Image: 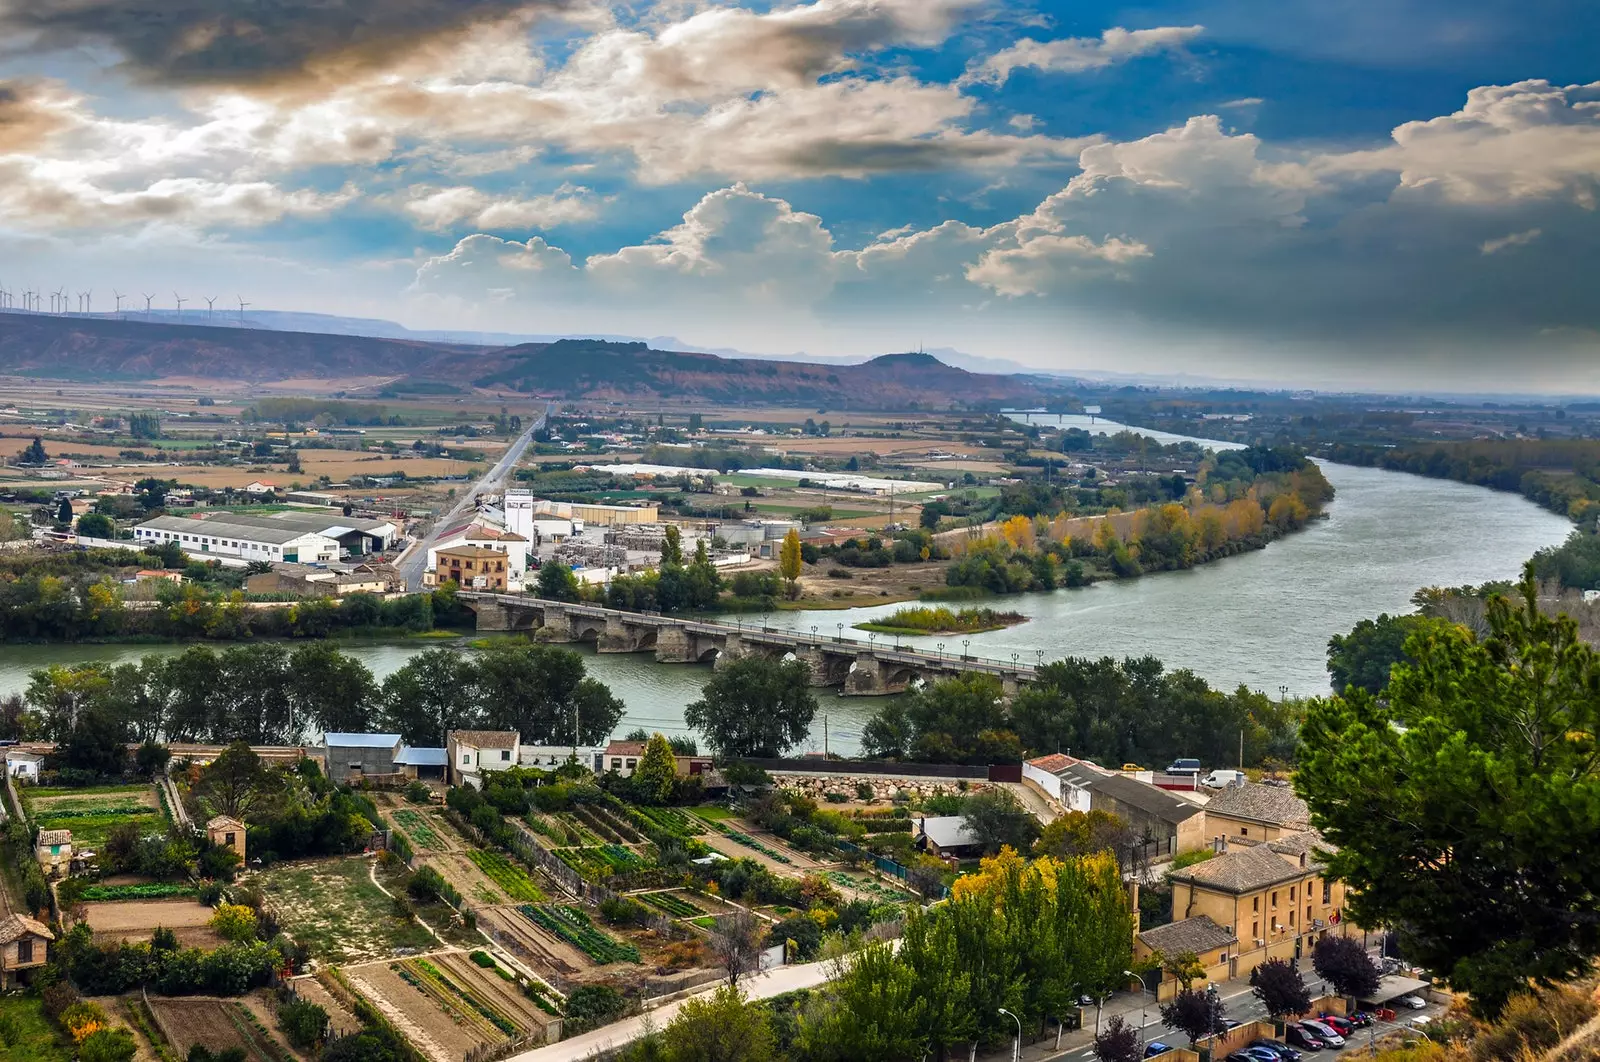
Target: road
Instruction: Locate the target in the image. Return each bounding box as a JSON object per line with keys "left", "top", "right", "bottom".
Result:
{"left": 397, "top": 401, "right": 554, "bottom": 591}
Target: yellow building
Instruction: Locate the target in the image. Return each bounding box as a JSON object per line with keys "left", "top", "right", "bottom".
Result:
{"left": 1139, "top": 833, "right": 1356, "bottom": 998}
{"left": 1202, "top": 782, "right": 1311, "bottom": 842}
{"left": 207, "top": 815, "right": 247, "bottom": 863}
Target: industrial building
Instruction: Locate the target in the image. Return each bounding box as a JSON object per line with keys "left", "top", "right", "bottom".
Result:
{"left": 134, "top": 510, "right": 398, "bottom": 565}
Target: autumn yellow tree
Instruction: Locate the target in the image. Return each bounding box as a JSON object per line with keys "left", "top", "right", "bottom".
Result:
{"left": 778, "top": 528, "right": 802, "bottom": 599}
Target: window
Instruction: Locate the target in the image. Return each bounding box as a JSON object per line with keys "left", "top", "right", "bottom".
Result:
{"left": 1306, "top": 904, "right": 1312, "bottom": 922}
{"left": 1252, "top": 921, "right": 1258, "bottom": 938}
{"left": 500, "top": 750, "right": 510, "bottom": 761}
{"left": 1240, "top": 827, "right": 1248, "bottom": 836}
{"left": 1322, "top": 879, "right": 1331, "bottom": 904}
{"left": 1290, "top": 886, "right": 1297, "bottom": 902}
{"left": 625, "top": 759, "right": 637, "bottom": 769}
{"left": 1271, "top": 891, "right": 1278, "bottom": 906}
{"left": 461, "top": 753, "right": 471, "bottom": 765}
{"left": 225, "top": 832, "right": 236, "bottom": 846}
{"left": 1289, "top": 911, "right": 1296, "bottom": 926}
{"left": 611, "top": 758, "right": 622, "bottom": 769}
{"left": 1252, "top": 897, "right": 1259, "bottom": 912}
{"left": 18, "top": 939, "right": 31, "bottom": 962}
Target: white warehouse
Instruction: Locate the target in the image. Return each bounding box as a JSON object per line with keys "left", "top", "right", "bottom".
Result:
{"left": 134, "top": 515, "right": 339, "bottom": 564}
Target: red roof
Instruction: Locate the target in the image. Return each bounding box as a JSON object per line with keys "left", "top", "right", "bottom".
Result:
{"left": 1027, "top": 753, "right": 1080, "bottom": 774}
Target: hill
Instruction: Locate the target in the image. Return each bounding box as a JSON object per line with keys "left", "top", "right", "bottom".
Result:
{"left": 0, "top": 312, "right": 1059, "bottom": 408}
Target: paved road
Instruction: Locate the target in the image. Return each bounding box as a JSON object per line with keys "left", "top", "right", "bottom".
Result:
{"left": 397, "top": 401, "right": 554, "bottom": 591}
{"left": 507, "top": 959, "right": 840, "bottom": 1062}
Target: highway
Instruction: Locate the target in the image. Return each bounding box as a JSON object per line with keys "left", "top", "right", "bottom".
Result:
{"left": 397, "top": 400, "right": 554, "bottom": 591}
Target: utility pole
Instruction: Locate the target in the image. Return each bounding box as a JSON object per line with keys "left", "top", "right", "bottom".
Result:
{"left": 823, "top": 714, "right": 828, "bottom": 758}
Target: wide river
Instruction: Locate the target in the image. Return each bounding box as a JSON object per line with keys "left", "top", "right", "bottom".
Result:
{"left": 0, "top": 416, "right": 1573, "bottom": 754}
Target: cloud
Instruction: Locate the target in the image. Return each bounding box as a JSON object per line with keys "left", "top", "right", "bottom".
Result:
{"left": 0, "top": 0, "right": 566, "bottom": 89}
{"left": 1480, "top": 228, "right": 1543, "bottom": 254}
{"left": 1322, "top": 80, "right": 1600, "bottom": 206}
{"left": 402, "top": 183, "right": 603, "bottom": 231}
{"left": 0, "top": 78, "right": 75, "bottom": 151}
{"left": 0, "top": 164, "right": 351, "bottom": 228}
{"left": 966, "top": 25, "right": 1204, "bottom": 86}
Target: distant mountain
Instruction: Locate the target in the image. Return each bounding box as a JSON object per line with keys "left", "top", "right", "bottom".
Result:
{"left": 0, "top": 312, "right": 1064, "bottom": 409}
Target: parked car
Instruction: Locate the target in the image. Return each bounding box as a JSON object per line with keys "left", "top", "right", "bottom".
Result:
{"left": 1222, "top": 1019, "right": 1243, "bottom": 1030}
{"left": 1121, "top": 763, "right": 1143, "bottom": 772}
{"left": 1284, "top": 1026, "right": 1325, "bottom": 1050}
{"left": 1146, "top": 1043, "right": 1174, "bottom": 1058}
{"left": 1316, "top": 1015, "right": 1354, "bottom": 1037}
{"left": 1202, "top": 769, "right": 1246, "bottom": 787}
{"left": 1236, "top": 1045, "right": 1282, "bottom": 1062}
{"left": 1250, "top": 1040, "right": 1302, "bottom": 1062}
{"left": 1397, "top": 995, "right": 1428, "bottom": 1010}
{"left": 1301, "top": 1021, "right": 1346, "bottom": 1046}
{"left": 1167, "top": 757, "right": 1202, "bottom": 775}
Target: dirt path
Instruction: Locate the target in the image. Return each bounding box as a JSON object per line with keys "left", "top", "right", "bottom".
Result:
{"left": 344, "top": 965, "right": 463, "bottom": 1062}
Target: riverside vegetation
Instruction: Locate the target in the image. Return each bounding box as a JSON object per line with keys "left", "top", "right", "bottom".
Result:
{"left": 854, "top": 606, "right": 1025, "bottom": 636}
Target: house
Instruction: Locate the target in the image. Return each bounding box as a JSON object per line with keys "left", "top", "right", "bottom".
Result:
{"left": 1134, "top": 915, "right": 1240, "bottom": 1000}
{"left": 0, "top": 914, "right": 53, "bottom": 988}
{"left": 448, "top": 730, "right": 521, "bottom": 788}
{"left": 134, "top": 514, "right": 339, "bottom": 565}
{"left": 322, "top": 733, "right": 403, "bottom": 781}
{"left": 1085, "top": 772, "right": 1208, "bottom": 855}
{"left": 598, "top": 740, "right": 713, "bottom": 778}
{"left": 36, "top": 829, "right": 72, "bottom": 878}
{"left": 5, "top": 749, "right": 42, "bottom": 781}
{"left": 1022, "top": 753, "right": 1112, "bottom": 813}
{"left": 1202, "top": 782, "right": 1311, "bottom": 843}
{"left": 1163, "top": 833, "right": 1355, "bottom": 988}
{"left": 520, "top": 745, "right": 605, "bottom": 772}
{"left": 914, "top": 815, "right": 983, "bottom": 860}
{"left": 136, "top": 568, "right": 184, "bottom": 584}
{"left": 207, "top": 815, "right": 247, "bottom": 862}
{"left": 394, "top": 746, "right": 448, "bottom": 781}
{"left": 427, "top": 521, "right": 530, "bottom": 590}
{"left": 429, "top": 545, "right": 509, "bottom": 591}
{"left": 242, "top": 480, "right": 277, "bottom": 494}
{"left": 244, "top": 562, "right": 392, "bottom": 598}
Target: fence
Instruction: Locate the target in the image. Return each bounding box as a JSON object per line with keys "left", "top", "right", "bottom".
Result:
{"left": 835, "top": 839, "right": 948, "bottom": 900}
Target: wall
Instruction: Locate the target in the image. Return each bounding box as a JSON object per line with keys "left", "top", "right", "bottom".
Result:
{"left": 774, "top": 773, "right": 993, "bottom": 803}
{"left": 1205, "top": 812, "right": 1299, "bottom": 843}
{"left": 326, "top": 743, "right": 399, "bottom": 779}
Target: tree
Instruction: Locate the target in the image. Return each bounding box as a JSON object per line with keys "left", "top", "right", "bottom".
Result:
{"left": 878, "top": 672, "right": 1019, "bottom": 765}
{"left": 56, "top": 497, "right": 73, "bottom": 524}
{"left": 1093, "top": 1015, "right": 1143, "bottom": 1062}
{"left": 288, "top": 643, "right": 377, "bottom": 735}
{"left": 778, "top": 529, "right": 802, "bottom": 599}
{"left": 535, "top": 562, "right": 581, "bottom": 602}
{"left": 661, "top": 524, "right": 684, "bottom": 566}
{"left": 1297, "top": 570, "right": 1599, "bottom": 1018}
{"left": 135, "top": 740, "right": 171, "bottom": 778}
{"left": 634, "top": 733, "right": 678, "bottom": 804}
{"left": 19, "top": 435, "right": 47, "bottom": 465}
{"left": 658, "top": 985, "right": 775, "bottom": 1062}
{"left": 685, "top": 656, "right": 817, "bottom": 759}
{"left": 378, "top": 648, "right": 480, "bottom": 745}
{"left": 961, "top": 789, "right": 1041, "bottom": 855}
{"left": 76, "top": 512, "right": 115, "bottom": 539}
{"left": 1310, "top": 935, "right": 1380, "bottom": 1001}
{"left": 277, "top": 1000, "right": 330, "bottom": 1050}
{"left": 563, "top": 985, "right": 627, "bottom": 1035}
{"left": 711, "top": 909, "right": 765, "bottom": 988}
{"left": 860, "top": 700, "right": 911, "bottom": 759}
{"left": 1159, "top": 987, "right": 1226, "bottom": 1046}
{"left": 57, "top": 704, "right": 129, "bottom": 776}
{"left": 1326, "top": 613, "right": 1435, "bottom": 695}
{"left": 1251, "top": 957, "right": 1311, "bottom": 1019}
{"left": 196, "top": 742, "right": 273, "bottom": 819}
{"left": 795, "top": 938, "right": 926, "bottom": 1061}
{"left": 474, "top": 641, "right": 623, "bottom": 745}
{"left": 1035, "top": 810, "right": 1134, "bottom": 862}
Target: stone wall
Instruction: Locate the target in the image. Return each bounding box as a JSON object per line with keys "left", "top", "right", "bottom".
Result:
{"left": 772, "top": 772, "right": 994, "bottom": 803}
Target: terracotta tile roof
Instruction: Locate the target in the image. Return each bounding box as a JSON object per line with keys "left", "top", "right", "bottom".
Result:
{"left": 207, "top": 815, "right": 246, "bottom": 832}
{"left": 36, "top": 829, "right": 71, "bottom": 845}
{"left": 1139, "top": 915, "right": 1237, "bottom": 956}
{"left": 605, "top": 741, "right": 647, "bottom": 757}
{"left": 1169, "top": 845, "right": 1315, "bottom": 894}
{"left": 0, "top": 914, "right": 53, "bottom": 944}
{"left": 451, "top": 730, "right": 520, "bottom": 749}
{"left": 1028, "top": 753, "right": 1077, "bottom": 773}
{"left": 1267, "top": 829, "right": 1333, "bottom": 857}
{"left": 1203, "top": 782, "right": 1310, "bottom": 828}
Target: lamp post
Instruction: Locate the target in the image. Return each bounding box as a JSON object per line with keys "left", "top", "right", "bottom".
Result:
{"left": 810, "top": 624, "right": 817, "bottom": 645}
{"left": 962, "top": 638, "right": 970, "bottom": 660}
{"left": 867, "top": 632, "right": 877, "bottom": 651}
{"left": 836, "top": 622, "right": 843, "bottom": 643}
{"left": 999, "top": 1008, "right": 1021, "bottom": 1062}
{"left": 937, "top": 641, "right": 945, "bottom": 663}
{"left": 1126, "top": 969, "right": 1153, "bottom": 1031}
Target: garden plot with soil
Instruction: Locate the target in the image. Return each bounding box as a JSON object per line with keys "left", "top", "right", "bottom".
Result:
{"left": 24, "top": 783, "right": 168, "bottom": 849}
{"left": 85, "top": 897, "right": 222, "bottom": 949}
{"left": 344, "top": 951, "right": 556, "bottom": 1062}
{"left": 389, "top": 805, "right": 550, "bottom": 907}
{"left": 252, "top": 856, "right": 435, "bottom": 963}
{"left": 696, "top": 816, "right": 828, "bottom": 874}
{"left": 287, "top": 977, "right": 362, "bottom": 1039}
{"left": 144, "top": 997, "right": 285, "bottom": 1062}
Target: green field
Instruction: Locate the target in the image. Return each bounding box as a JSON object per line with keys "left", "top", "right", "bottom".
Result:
{"left": 25, "top": 784, "right": 167, "bottom": 848}
{"left": 0, "top": 996, "right": 72, "bottom": 1062}
{"left": 256, "top": 856, "right": 435, "bottom": 963}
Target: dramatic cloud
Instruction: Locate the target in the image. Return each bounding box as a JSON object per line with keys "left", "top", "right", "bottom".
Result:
{"left": 0, "top": 78, "right": 74, "bottom": 151}
{"left": 0, "top": 0, "right": 566, "bottom": 88}
{"left": 402, "top": 183, "right": 602, "bottom": 231}
{"left": 966, "top": 25, "right": 1204, "bottom": 86}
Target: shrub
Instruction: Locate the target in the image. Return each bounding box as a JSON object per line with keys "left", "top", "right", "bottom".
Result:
{"left": 599, "top": 896, "right": 649, "bottom": 927}
{"left": 823, "top": 791, "right": 848, "bottom": 803}
{"left": 277, "top": 999, "right": 330, "bottom": 1050}
{"left": 407, "top": 865, "right": 448, "bottom": 903}
{"left": 404, "top": 780, "right": 432, "bottom": 804}
{"left": 208, "top": 904, "right": 259, "bottom": 943}
{"left": 197, "top": 881, "right": 224, "bottom": 906}
{"left": 79, "top": 1028, "right": 137, "bottom": 1062}
{"left": 564, "top": 985, "right": 627, "bottom": 1034}
{"left": 854, "top": 782, "right": 874, "bottom": 801}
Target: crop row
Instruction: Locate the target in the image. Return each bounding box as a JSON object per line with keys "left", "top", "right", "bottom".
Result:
{"left": 29, "top": 802, "right": 151, "bottom": 820}
{"left": 397, "top": 958, "right": 518, "bottom": 1037}
{"left": 570, "top": 804, "right": 641, "bottom": 844}
{"left": 466, "top": 850, "right": 545, "bottom": 902}
{"left": 519, "top": 904, "right": 640, "bottom": 965}
{"left": 721, "top": 828, "right": 792, "bottom": 865}
{"left": 551, "top": 814, "right": 605, "bottom": 847}
{"left": 827, "top": 872, "right": 911, "bottom": 901}
{"left": 391, "top": 810, "right": 444, "bottom": 850}
{"left": 630, "top": 806, "right": 704, "bottom": 839}
{"left": 553, "top": 844, "right": 651, "bottom": 881}
{"left": 82, "top": 883, "right": 196, "bottom": 901}
{"left": 638, "top": 891, "right": 700, "bottom": 918}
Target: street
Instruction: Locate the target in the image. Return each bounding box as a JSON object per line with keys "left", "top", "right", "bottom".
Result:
{"left": 396, "top": 400, "right": 555, "bottom": 591}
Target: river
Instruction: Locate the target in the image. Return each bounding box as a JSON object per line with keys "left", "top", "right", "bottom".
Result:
{"left": 0, "top": 417, "right": 1573, "bottom": 754}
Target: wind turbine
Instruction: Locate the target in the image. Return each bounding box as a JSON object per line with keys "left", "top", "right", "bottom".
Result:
{"left": 54, "top": 287, "right": 66, "bottom": 314}
{"left": 173, "top": 292, "right": 186, "bottom": 319}
{"left": 236, "top": 296, "right": 250, "bottom": 324}
{"left": 204, "top": 295, "right": 217, "bottom": 323}
{"left": 113, "top": 290, "right": 125, "bottom": 318}
{"left": 143, "top": 293, "right": 155, "bottom": 318}
{"left": 80, "top": 290, "right": 91, "bottom": 314}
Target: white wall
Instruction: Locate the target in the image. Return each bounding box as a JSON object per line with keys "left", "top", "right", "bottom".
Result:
{"left": 133, "top": 526, "right": 338, "bottom": 564}
{"left": 1023, "top": 762, "right": 1063, "bottom": 801}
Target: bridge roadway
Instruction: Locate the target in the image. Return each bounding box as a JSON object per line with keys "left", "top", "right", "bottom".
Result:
{"left": 459, "top": 592, "right": 1036, "bottom": 696}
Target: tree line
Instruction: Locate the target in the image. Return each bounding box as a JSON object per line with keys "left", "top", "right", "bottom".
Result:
{"left": 1324, "top": 438, "right": 1600, "bottom": 522}
{"left": 16, "top": 640, "right": 625, "bottom": 756}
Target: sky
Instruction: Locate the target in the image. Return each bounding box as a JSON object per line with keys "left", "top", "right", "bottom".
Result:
{"left": 1, "top": 0, "right": 1599, "bottom": 392}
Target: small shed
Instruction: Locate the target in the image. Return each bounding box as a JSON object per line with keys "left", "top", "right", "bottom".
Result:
{"left": 0, "top": 914, "right": 53, "bottom": 988}
{"left": 322, "top": 732, "right": 403, "bottom": 780}
{"left": 914, "top": 815, "right": 983, "bottom": 859}
{"left": 394, "top": 746, "right": 448, "bottom": 780}
{"left": 35, "top": 829, "right": 72, "bottom": 878}
{"left": 5, "top": 750, "right": 42, "bottom": 781}
{"left": 207, "top": 815, "right": 247, "bottom": 862}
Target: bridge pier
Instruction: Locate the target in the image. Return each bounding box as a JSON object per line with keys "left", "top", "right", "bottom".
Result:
{"left": 472, "top": 600, "right": 516, "bottom": 632}
{"left": 793, "top": 647, "right": 843, "bottom": 687}
{"left": 654, "top": 626, "right": 696, "bottom": 663}
{"left": 534, "top": 605, "right": 574, "bottom": 643}
{"left": 597, "top": 616, "right": 651, "bottom": 653}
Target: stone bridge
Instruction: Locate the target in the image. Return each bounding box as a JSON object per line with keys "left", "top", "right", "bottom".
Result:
{"left": 459, "top": 592, "right": 1034, "bottom": 697}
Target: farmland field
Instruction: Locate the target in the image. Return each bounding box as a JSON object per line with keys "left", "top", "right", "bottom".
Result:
{"left": 25, "top": 784, "right": 166, "bottom": 847}
{"left": 254, "top": 856, "right": 435, "bottom": 963}
{"left": 553, "top": 844, "right": 652, "bottom": 880}
{"left": 391, "top": 809, "right": 445, "bottom": 850}
{"left": 346, "top": 952, "right": 556, "bottom": 1062}
{"left": 145, "top": 998, "right": 284, "bottom": 1062}
{"left": 638, "top": 891, "right": 700, "bottom": 918}
{"left": 630, "top": 806, "right": 704, "bottom": 838}
{"left": 465, "top": 850, "right": 544, "bottom": 902}
{"left": 85, "top": 897, "right": 221, "bottom": 948}
{"left": 519, "top": 904, "right": 639, "bottom": 964}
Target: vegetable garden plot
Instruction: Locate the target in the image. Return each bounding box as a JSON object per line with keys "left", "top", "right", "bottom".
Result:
{"left": 465, "top": 850, "right": 545, "bottom": 902}
{"left": 518, "top": 904, "right": 640, "bottom": 964}
{"left": 391, "top": 809, "right": 446, "bottom": 850}
{"left": 26, "top": 784, "right": 167, "bottom": 848}
{"left": 630, "top": 806, "right": 704, "bottom": 838}
{"left": 144, "top": 999, "right": 283, "bottom": 1062}
{"left": 553, "top": 844, "right": 653, "bottom": 880}
{"left": 638, "top": 891, "right": 700, "bottom": 918}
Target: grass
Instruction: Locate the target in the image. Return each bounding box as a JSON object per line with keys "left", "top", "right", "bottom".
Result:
{"left": 0, "top": 996, "right": 71, "bottom": 1062}
{"left": 854, "top": 605, "right": 1026, "bottom": 636}
{"left": 255, "top": 856, "right": 435, "bottom": 963}
{"left": 691, "top": 805, "right": 738, "bottom": 821}
{"left": 26, "top": 784, "right": 150, "bottom": 798}
{"left": 465, "top": 850, "right": 545, "bottom": 902}
{"left": 26, "top": 783, "right": 167, "bottom": 847}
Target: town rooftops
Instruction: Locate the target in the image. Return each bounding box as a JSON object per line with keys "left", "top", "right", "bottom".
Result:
{"left": 0, "top": 914, "right": 53, "bottom": 945}
{"left": 917, "top": 815, "right": 980, "bottom": 850}
{"left": 207, "top": 815, "right": 246, "bottom": 832}
{"left": 1138, "top": 914, "right": 1237, "bottom": 956}
{"left": 323, "top": 732, "right": 402, "bottom": 749}
{"left": 438, "top": 545, "right": 509, "bottom": 560}
{"left": 37, "top": 829, "right": 72, "bottom": 845}
{"left": 395, "top": 746, "right": 448, "bottom": 766}
{"left": 1028, "top": 753, "right": 1077, "bottom": 774}
{"left": 1089, "top": 772, "right": 1204, "bottom": 823}
{"left": 438, "top": 520, "right": 527, "bottom": 543}
{"left": 1267, "top": 829, "right": 1333, "bottom": 858}
{"left": 1169, "top": 844, "right": 1319, "bottom": 894}
{"left": 1203, "top": 781, "right": 1310, "bottom": 828}
{"left": 451, "top": 730, "right": 520, "bottom": 749}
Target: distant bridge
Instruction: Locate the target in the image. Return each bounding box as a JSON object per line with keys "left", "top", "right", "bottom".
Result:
{"left": 458, "top": 593, "right": 1037, "bottom": 697}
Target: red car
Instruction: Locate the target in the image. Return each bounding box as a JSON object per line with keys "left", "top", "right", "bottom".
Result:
{"left": 1317, "top": 1016, "right": 1355, "bottom": 1037}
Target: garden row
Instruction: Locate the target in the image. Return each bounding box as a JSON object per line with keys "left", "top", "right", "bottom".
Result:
{"left": 466, "top": 850, "right": 545, "bottom": 903}
{"left": 395, "top": 957, "right": 518, "bottom": 1038}
{"left": 638, "top": 891, "right": 700, "bottom": 918}
{"left": 553, "top": 844, "right": 652, "bottom": 879}
{"left": 706, "top": 820, "right": 793, "bottom": 865}
{"left": 391, "top": 809, "right": 444, "bottom": 850}
{"left": 518, "top": 904, "right": 640, "bottom": 965}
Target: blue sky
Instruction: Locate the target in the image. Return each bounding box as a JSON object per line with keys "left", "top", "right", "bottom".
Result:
{"left": 1, "top": 0, "right": 1598, "bottom": 390}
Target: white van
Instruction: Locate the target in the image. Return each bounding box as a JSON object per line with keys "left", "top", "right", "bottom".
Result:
{"left": 1201, "top": 769, "right": 1245, "bottom": 788}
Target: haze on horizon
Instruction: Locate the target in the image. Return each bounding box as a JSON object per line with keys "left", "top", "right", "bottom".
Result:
{"left": 0, "top": 0, "right": 1597, "bottom": 393}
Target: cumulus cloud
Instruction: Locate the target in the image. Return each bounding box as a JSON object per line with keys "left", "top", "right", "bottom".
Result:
{"left": 1323, "top": 80, "right": 1600, "bottom": 206}
{"left": 1480, "top": 228, "right": 1543, "bottom": 254}
{"left": 966, "top": 25, "right": 1204, "bottom": 86}
{"left": 402, "top": 183, "right": 603, "bottom": 231}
